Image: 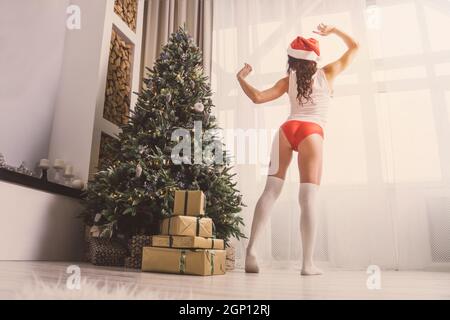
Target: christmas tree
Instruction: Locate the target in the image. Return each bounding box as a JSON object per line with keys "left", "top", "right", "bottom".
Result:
{"left": 83, "top": 27, "right": 245, "bottom": 243}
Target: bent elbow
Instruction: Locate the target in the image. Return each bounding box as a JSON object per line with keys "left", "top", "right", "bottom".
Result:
{"left": 352, "top": 41, "right": 360, "bottom": 50}
{"left": 251, "top": 94, "right": 263, "bottom": 104}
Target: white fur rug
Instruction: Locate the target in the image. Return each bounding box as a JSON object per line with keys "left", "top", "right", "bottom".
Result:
{"left": 16, "top": 274, "right": 192, "bottom": 300}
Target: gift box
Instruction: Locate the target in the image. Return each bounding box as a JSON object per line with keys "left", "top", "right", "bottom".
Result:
{"left": 88, "top": 238, "right": 127, "bottom": 267}
{"left": 160, "top": 216, "right": 213, "bottom": 238}
{"left": 141, "top": 247, "right": 226, "bottom": 276}
{"left": 128, "top": 235, "right": 152, "bottom": 258}
{"left": 124, "top": 256, "right": 141, "bottom": 269}
{"left": 124, "top": 235, "right": 152, "bottom": 269}
{"left": 152, "top": 235, "right": 224, "bottom": 250}
{"left": 173, "top": 190, "right": 205, "bottom": 216}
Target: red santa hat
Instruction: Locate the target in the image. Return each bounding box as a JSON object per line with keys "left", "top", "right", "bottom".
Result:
{"left": 287, "top": 36, "right": 320, "bottom": 61}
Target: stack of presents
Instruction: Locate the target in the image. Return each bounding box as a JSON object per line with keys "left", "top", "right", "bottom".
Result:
{"left": 141, "top": 190, "right": 227, "bottom": 276}
{"left": 87, "top": 190, "right": 231, "bottom": 276}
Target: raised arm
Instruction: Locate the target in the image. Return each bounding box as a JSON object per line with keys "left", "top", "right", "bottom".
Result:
{"left": 314, "top": 23, "right": 359, "bottom": 83}
{"left": 237, "top": 63, "right": 288, "bottom": 104}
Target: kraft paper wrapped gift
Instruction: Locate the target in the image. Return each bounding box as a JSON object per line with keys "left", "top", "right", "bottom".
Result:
{"left": 160, "top": 216, "right": 213, "bottom": 238}
{"left": 141, "top": 247, "right": 226, "bottom": 276}
{"left": 173, "top": 190, "right": 205, "bottom": 216}
{"left": 152, "top": 235, "right": 225, "bottom": 250}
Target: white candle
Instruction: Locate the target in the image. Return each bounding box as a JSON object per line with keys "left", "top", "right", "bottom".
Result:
{"left": 39, "top": 159, "right": 50, "bottom": 168}
{"left": 71, "top": 179, "right": 85, "bottom": 190}
{"left": 54, "top": 159, "right": 65, "bottom": 169}
{"left": 64, "top": 165, "right": 74, "bottom": 176}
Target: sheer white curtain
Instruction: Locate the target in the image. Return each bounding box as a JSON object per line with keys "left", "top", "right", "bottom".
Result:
{"left": 211, "top": 0, "right": 450, "bottom": 270}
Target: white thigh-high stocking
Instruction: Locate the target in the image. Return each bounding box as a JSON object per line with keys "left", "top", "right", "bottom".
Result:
{"left": 245, "top": 176, "right": 284, "bottom": 273}
{"left": 299, "top": 183, "right": 323, "bottom": 275}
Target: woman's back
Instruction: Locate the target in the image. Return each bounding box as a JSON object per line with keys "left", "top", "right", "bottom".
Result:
{"left": 287, "top": 68, "right": 332, "bottom": 128}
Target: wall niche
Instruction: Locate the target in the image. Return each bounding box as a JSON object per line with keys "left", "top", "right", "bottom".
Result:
{"left": 98, "top": 132, "right": 117, "bottom": 170}
{"left": 86, "top": 1, "right": 144, "bottom": 180}
{"left": 114, "top": 0, "right": 138, "bottom": 32}
{"left": 103, "top": 28, "right": 133, "bottom": 126}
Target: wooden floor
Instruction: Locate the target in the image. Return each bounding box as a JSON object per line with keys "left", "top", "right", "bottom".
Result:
{"left": 0, "top": 261, "right": 449, "bottom": 299}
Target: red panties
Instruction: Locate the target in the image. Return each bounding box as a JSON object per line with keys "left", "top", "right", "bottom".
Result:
{"left": 281, "top": 120, "right": 324, "bottom": 151}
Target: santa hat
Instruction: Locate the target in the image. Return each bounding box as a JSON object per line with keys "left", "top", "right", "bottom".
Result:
{"left": 287, "top": 36, "right": 320, "bottom": 61}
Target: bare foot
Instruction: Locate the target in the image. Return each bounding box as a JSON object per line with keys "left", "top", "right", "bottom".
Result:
{"left": 245, "top": 252, "right": 260, "bottom": 273}
{"left": 301, "top": 265, "right": 323, "bottom": 276}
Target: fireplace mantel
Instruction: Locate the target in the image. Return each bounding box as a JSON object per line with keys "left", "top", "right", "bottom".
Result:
{"left": 0, "top": 168, "right": 83, "bottom": 199}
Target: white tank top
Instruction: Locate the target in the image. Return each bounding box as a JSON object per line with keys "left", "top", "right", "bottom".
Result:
{"left": 287, "top": 68, "right": 332, "bottom": 129}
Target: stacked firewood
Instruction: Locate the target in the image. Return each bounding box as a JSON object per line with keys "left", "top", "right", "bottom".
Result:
{"left": 225, "top": 245, "right": 236, "bottom": 270}
{"left": 103, "top": 29, "right": 132, "bottom": 126}
{"left": 114, "top": 0, "right": 138, "bottom": 32}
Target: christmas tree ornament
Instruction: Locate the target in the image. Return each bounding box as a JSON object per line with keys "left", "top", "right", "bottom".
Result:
{"left": 138, "top": 145, "right": 147, "bottom": 154}
{"left": 176, "top": 73, "right": 183, "bottom": 83}
{"left": 193, "top": 102, "right": 205, "bottom": 113}
{"left": 136, "top": 164, "right": 143, "bottom": 177}
{"left": 94, "top": 213, "right": 102, "bottom": 223}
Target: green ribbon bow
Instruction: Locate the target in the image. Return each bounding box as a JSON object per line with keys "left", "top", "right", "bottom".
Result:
{"left": 179, "top": 250, "right": 186, "bottom": 274}
{"left": 183, "top": 191, "right": 189, "bottom": 215}
{"left": 209, "top": 250, "right": 215, "bottom": 275}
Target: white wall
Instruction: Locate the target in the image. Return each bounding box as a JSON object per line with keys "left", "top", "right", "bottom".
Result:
{"left": 49, "top": 0, "right": 109, "bottom": 182}
{"left": 0, "top": 1, "right": 110, "bottom": 261}
{"left": 0, "top": 181, "right": 84, "bottom": 261}
{"left": 0, "top": 0, "right": 69, "bottom": 168}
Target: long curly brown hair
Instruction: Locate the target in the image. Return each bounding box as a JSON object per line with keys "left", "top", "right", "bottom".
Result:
{"left": 287, "top": 55, "right": 318, "bottom": 105}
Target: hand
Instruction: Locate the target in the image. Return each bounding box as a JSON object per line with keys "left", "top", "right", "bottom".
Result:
{"left": 237, "top": 63, "right": 253, "bottom": 80}
{"left": 313, "top": 23, "right": 335, "bottom": 36}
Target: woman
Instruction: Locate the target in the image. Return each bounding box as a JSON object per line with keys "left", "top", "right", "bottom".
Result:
{"left": 237, "top": 23, "right": 359, "bottom": 275}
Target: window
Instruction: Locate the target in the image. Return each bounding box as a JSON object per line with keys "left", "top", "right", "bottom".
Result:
{"left": 334, "top": 74, "right": 359, "bottom": 86}
{"left": 435, "top": 63, "right": 450, "bottom": 77}
{"left": 446, "top": 92, "right": 450, "bottom": 124}
{"left": 212, "top": 27, "right": 238, "bottom": 73}
{"left": 212, "top": 0, "right": 450, "bottom": 186}
{"left": 322, "top": 95, "right": 368, "bottom": 185}
{"left": 368, "top": 3, "right": 423, "bottom": 59}
{"left": 251, "top": 22, "right": 285, "bottom": 74}
{"left": 373, "top": 66, "right": 427, "bottom": 82}
{"left": 424, "top": 4, "right": 450, "bottom": 53}
{"left": 376, "top": 90, "right": 442, "bottom": 183}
